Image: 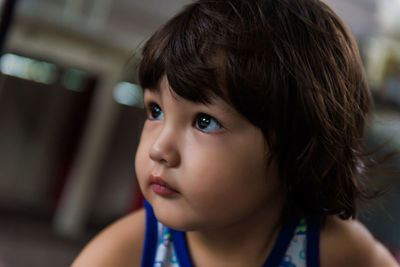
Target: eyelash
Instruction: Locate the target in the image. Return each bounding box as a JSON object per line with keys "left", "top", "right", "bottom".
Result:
{"left": 145, "top": 102, "right": 223, "bottom": 133}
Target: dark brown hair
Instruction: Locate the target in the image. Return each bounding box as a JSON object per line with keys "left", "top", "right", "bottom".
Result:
{"left": 139, "top": 0, "right": 374, "bottom": 220}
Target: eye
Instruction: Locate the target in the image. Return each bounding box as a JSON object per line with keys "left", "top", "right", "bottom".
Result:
{"left": 194, "top": 113, "right": 222, "bottom": 132}
{"left": 148, "top": 103, "right": 164, "bottom": 120}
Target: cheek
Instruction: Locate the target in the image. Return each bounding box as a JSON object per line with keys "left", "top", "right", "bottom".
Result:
{"left": 183, "top": 155, "right": 274, "bottom": 225}
{"left": 184, "top": 146, "right": 271, "bottom": 204}
{"left": 134, "top": 135, "right": 150, "bottom": 186}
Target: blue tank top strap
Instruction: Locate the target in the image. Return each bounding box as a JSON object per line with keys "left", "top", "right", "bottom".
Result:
{"left": 262, "top": 219, "right": 298, "bottom": 267}
{"left": 306, "top": 217, "right": 321, "bottom": 267}
{"left": 141, "top": 200, "right": 158, "bottom": 267}
{"left": 142, "top": 200, "right": 321, "bottom": 267}
{"left": 170, "top": 228, "right": 193, "bottom": 267}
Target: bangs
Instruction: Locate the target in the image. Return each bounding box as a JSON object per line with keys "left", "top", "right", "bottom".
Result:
{"left": 138, "top": 2, "right": 228, "bottom": 104}
{"left": 137, "top": 0, "right": 376, "bottom": 220}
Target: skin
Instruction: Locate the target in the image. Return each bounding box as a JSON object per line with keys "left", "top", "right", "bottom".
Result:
{"left": 135, "top": 76, "right": 285, "bottom": 266}
{"left": 72, "top": 76, "right": 398, "bottom": 267}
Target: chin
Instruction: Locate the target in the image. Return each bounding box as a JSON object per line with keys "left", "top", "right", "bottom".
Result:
{"left": 156, "top": 214, "right": 195, "bottom": 231}
{"left": 153, "top": 209, "right": 202, "bottom": 231}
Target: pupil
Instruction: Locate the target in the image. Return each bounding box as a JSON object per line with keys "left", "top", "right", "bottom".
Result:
{"left": 199, "top": 116, "right": 210, "bottom": 128}
{"left": 152, "top": 106, "right": 160, "bottom": 117}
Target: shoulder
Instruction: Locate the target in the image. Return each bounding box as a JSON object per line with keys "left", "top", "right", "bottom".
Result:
{"left": 319, "top": 216, "right": 398, "bottom": 267}
{"left": 72, "top": 208, "right": 146, "bottom": 267}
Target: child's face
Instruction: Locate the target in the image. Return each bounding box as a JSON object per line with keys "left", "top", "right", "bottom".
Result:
{"left": 135, "top": 76, "right": 283, "bottom": 231}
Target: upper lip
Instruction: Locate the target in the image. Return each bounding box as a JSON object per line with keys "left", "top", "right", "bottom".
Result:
{"left": 149, "top": 174, "right": 179, "bottom": 192}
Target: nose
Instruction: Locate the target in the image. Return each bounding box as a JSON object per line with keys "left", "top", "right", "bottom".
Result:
{"left": 149, "top": 125, "right": 180, "bottom": 167}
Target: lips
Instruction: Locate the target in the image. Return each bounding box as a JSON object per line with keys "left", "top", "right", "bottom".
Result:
{"left": 149, "top": 174, "right": 179, "bottom": 196}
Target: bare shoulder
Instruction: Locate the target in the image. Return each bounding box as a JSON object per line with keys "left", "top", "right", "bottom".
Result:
{"left": 72, "top": 208, "right": 146, "bottom": 267}
{"left": 320, "top": 215, "right": 398, "bottom": 267}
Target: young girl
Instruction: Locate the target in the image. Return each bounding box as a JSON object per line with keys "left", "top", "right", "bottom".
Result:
{"left": 73, "top": 0, "right": 398, "bottom": 266}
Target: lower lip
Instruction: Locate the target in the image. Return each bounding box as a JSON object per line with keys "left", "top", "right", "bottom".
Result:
{"left": 151, "top": 184, "right": 179, "bottom": 196}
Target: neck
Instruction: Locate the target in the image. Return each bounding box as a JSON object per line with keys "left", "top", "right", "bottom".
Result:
{"left": 186, "top": 198, "right": 285, "bottom": 267}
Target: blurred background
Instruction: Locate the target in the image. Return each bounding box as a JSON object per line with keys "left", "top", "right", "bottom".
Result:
{"left": 0, "top": 0, "right": 399, "bottom": 266}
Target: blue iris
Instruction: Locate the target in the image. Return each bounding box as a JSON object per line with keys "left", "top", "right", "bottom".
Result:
{"left": 148, "top": 104, "right": 221, "bottom": 133}
{"left": 150, "top": 104, "right": 164, "bottom": 120}
{"left": 195, "top": 114, "right": 222, "bottom": 132}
